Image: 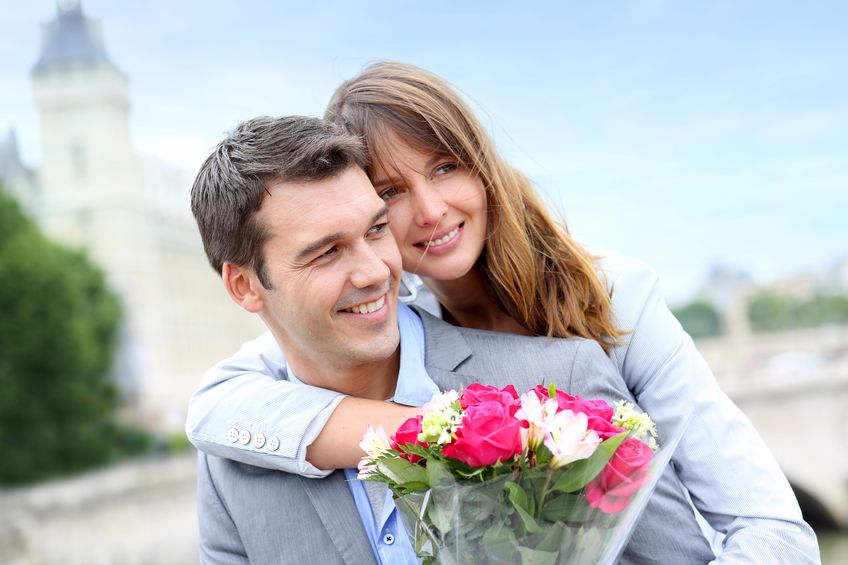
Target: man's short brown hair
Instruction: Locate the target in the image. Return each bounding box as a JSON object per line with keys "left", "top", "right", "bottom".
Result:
{"left": 190, "top": 116, "right": 368, "bottom": 288}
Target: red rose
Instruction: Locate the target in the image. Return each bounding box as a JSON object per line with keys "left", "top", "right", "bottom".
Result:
{"left": 531, "top": 386, "right": 621, "bottom": 439}
{"left": 391, "top": 415, "right": 427, "bottom": 463}
{"left": 461, "top": 384, "right": 521, "bottom": 416}
{"left": 442, "top": 400, "right": 522, "bottom": 467}
{"left": 585, "top": 437, "right": 653, "bottom": 513}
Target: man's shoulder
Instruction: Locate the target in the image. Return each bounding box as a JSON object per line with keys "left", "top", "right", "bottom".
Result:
{"left": 416, "top": 305, "right": 603, "bottom": 357}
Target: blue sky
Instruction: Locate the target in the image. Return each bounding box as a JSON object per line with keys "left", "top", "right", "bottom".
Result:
{"left": 1, "top": 1, "right": 846, "bottom": 304}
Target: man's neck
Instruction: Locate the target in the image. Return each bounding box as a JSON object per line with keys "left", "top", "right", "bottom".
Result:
{"left": 284, "top": 348, "right": 401, "bottom": 401}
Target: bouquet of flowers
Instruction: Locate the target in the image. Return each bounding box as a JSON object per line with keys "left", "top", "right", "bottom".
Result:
{"left": 358, "top": 384, "right": 661, "bottom": 565}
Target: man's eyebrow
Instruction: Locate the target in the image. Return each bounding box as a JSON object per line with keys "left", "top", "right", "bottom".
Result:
{"left": 294, "top": 205, "right": 389, "bottom": 263}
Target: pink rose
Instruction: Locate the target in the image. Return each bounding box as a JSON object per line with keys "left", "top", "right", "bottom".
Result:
{"left": 461, "top": 384, "right": 520, "bottom": 416}
{"left": 442, "top": 400, "right": 523, "bottom": 467}
{"left": 531, "top": 386, "right": 622, "bottom": 439}
{"left": 585, "top": 437, "right": 653, "bottom": 513}
{"left": 391, "top": 416, "right": 427, "bottom": 463}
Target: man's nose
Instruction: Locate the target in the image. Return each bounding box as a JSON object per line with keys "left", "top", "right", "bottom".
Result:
{"left": 411, "top": 181, "right": 448, "bottom": 227}
{"left": 349, "top": 242, "right": 391, "bottom": 289}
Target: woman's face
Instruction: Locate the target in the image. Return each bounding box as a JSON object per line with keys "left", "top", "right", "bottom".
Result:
{"left": 369, "top": 130, "right": 488, "bottom": 282}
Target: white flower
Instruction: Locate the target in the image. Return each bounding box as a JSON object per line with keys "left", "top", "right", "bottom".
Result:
{"left": 359, "top": 425, "right": 391, "bottom": 457}
{"left": 516, "top": 391, "right": 559, "bottom": 451}
{"left": 418, "top": 390, "right": 462, "bottom": 445}
{"left": 613, "top": 400, "right": 659, "bottom": 450}
{"left": 357, "top": 425, "right": 391, "bottom": 479}
{"left": 420, "top": 390, "right": 460, "bottom": 415}
{"left": 544, "top": 409, "right": 601, "bottom": 468}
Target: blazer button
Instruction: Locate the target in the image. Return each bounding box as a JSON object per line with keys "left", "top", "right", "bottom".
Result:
{"left": 238, "top": 430, "right": 251, "bottom": 445}
{"left": 266, "top": 436, "right": 280, "bottom": 451}
{"left": 251, "top": 433, "right": 266, "bottom": 449}
{"left": 226, "top": 428, "right": 239, "bottom": 443}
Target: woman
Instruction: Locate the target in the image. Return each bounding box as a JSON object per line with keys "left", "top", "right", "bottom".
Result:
{"left": 186, "top": 62, "right": 817, "bottom": 561}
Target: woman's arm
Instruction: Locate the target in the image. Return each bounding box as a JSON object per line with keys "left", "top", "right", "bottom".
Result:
{"left": 185, "top": 330, "right": 417, "bottom": 476}
{"left": 605, "top": 255, "right": 820, "bottom": 564}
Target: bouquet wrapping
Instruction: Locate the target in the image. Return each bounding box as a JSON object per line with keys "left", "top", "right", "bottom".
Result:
{"left": 359, "top": 384, "right": 673, "bottom": 565}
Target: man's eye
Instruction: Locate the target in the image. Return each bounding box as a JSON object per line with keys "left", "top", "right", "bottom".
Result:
{"left": 316, "top": 246, "right": 338, "bottom": 261}
{"left": 379, "top": 187, "right": 399, "bottom": 201}
{"left": 368, "top": 222, "right": 389, "bottom": 235}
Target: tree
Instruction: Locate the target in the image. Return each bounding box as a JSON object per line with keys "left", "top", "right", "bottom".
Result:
{"left": 748, "top": 290, "right": 848, "bottom": 332}
{"left": 0, "top": 187, "right": 137, "bottom": 485}
{"left": 747, "top": 292, "right": 794, "bottom": 332}
{"left": 671, "top": 301, "right": 722, "bottom": 339}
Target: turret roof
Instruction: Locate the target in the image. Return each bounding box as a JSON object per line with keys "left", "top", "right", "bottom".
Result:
{"left": 31, "top": 3, "right": 123, "bottom": 76}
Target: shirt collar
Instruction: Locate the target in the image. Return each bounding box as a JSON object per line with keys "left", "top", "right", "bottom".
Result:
{"left": 392, "top": 302, "right": 439, "bottom": 406}
{"left": 287, "top": 301, "right": 438, "bottom": 406}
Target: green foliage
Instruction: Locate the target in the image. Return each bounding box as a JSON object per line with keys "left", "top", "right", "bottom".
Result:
{"left": 671, "top": 301, "right": 722, "bottom": 338}
{"left": 0, "top": 187, "right": 145, "bottom": 485}
{"left": 748, "top": 291, "right": 848, "bottom": 332}
{"left": 551, "top": 432, "right": 625, "bottom": 493}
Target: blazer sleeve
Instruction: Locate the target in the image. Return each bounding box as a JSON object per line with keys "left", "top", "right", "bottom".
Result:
{"left": 185, "top": 331, "right": 343, "bottom": 478}
{"left": 604, "top": 255, "right": 820, "bottom": 564}
{"left": 197, "top": 453, "right": 249, "bottom": 564}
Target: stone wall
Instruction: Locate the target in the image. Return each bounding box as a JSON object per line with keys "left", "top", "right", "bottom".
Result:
{"left": 0, "top": 453, "right": 198, "bottom": 565}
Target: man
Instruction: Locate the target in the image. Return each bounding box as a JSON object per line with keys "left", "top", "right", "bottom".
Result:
{"left": 187, "top": 116, "right": 798, "bottom": 564}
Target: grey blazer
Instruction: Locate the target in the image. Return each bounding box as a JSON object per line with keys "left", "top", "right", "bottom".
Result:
{"left": 197, "top": 309, "right": 714, "bottom": 564}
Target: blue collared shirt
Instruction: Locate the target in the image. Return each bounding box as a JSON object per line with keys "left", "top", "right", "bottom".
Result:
{"left": 297, "top": 303, "right": 435, "bottom": 565}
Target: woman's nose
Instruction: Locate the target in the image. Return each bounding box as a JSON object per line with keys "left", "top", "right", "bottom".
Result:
{"left": 412, "top": 182, "right": 448, "bottom": 226}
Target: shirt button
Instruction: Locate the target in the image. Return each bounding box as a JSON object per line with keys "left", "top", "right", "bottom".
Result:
{"left": 383, "top": 533, "right": 395, "bottom": 545}
{"left": 266, "top": 436, "right": 280, "bottom": 451}
{"left": 251, "top": 433, "right": 266, "bottom": 449}
{"left": 226, "top": 428, "right": 239, "bottom": 443}
{"left": 238, "top": 430, "right": 251, "bottom": 445}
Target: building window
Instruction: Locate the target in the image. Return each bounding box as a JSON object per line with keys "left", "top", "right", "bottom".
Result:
{"left": 70, "top": 142, "right": 86, "bottom": 180}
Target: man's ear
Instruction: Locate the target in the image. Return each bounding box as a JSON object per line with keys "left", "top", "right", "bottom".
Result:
{"left": 222, "top": 262, "right": 264, "bottom": 313}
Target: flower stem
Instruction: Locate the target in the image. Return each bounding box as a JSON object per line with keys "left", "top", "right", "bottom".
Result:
{"left": 536, "top": 467, "right": 555, "bottom": 519}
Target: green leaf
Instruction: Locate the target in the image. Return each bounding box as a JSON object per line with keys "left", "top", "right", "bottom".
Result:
{"left": 517, "top": 546, "right": 558, "bottom": 565}
{"left": 551, "top": 432, "right": 627, "bottom": 493}
{"left": 539, "top": 493, "right": 587, "bottom": 522}
{"left": 535, "top": 444, "right": 553, "bottom": 468}
{"left": 377, "top": 457, "right": 427, "bottom": 487}
{"left": 425, "top": 459, "right": 453, "bottom": 488}
{"left": 481, "top": 522, "right": 519, "bottom": 561}
{"left": 505, "top": 481, "right": 543, "bottom": 534}
{"left": 533, "top": 521, "right": 567, "bottom": 552}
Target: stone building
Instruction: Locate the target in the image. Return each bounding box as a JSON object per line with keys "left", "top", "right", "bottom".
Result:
{"left": 0, "top": 2, "right": 264, "bottom": 429}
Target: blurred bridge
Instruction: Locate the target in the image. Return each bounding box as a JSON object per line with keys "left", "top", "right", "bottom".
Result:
{"left": 697, "top": 324, "right": 848, "bottom": 529}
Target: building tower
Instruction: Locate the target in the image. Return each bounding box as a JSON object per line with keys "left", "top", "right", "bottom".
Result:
{"left": 31, "top": 1, "right": 142, "bottom": 239}
{"left": 26, "top": 2, "right": 263, "bottom": 429}
{"left": 30, "top": 0, "right": 157, "bottom": 409}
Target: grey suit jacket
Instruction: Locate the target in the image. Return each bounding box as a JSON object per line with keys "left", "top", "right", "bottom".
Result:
{"left": 197, "top": 309, "right": 715, "bottom": 564}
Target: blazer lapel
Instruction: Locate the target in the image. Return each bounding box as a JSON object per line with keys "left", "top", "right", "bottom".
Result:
{"left": 299, "top": 471, "right": 377, "bottom": 565}
{"left": 414, "top": 306, "right": 484, "bottom": 390}
{"left": 414, "top": 307, "right": 472, "bottom": 372}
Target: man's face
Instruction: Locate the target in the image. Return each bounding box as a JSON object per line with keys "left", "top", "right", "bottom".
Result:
{"left": 253, "top": 166, "right": 402, "bottom": 380}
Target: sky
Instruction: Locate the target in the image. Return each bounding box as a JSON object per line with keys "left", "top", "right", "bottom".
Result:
{"left": 1, "top": 0, "right": 846, "bottom": 304}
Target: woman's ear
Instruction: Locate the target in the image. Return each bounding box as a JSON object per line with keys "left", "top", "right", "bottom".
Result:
{"left": 222, "top": 262, "right": 264, "bottom": 313}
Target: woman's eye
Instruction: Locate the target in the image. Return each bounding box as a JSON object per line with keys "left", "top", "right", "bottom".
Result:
{"left": 379, "top": 187, "right": 399, "bottom": 201}
{"left": 434, "top": 162, "right": 457, "bottom": 176}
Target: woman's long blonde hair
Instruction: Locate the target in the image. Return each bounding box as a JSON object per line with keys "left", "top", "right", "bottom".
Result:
{"left": 326, "top": 62, "right": 625, "bottom": 353}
